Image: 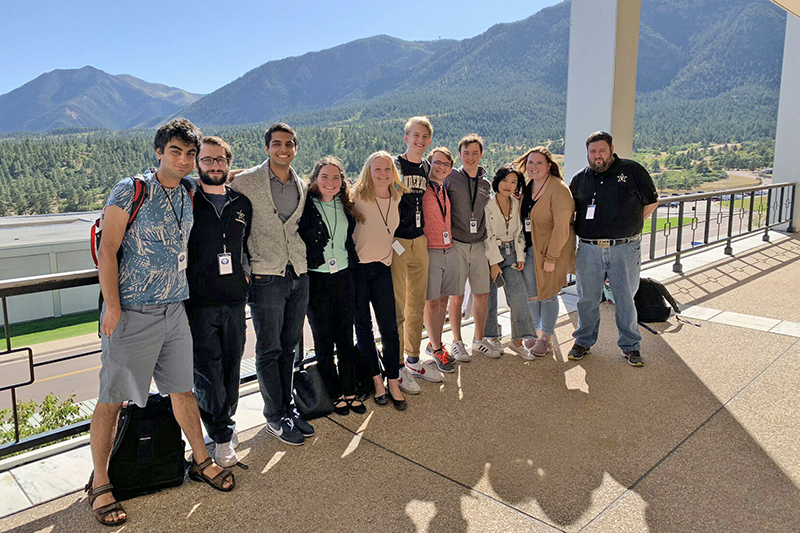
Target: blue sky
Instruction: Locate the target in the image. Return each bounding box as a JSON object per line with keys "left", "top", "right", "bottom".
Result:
{"left": 1, "top": 0, "right": 560, "bottom": 96}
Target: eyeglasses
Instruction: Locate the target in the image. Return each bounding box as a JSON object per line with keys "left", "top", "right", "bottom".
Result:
{"left": 197, "top": 156, "right": 230, "bottom": 166}
{"left": 432, "top": 160, "right": 452, "bottom": 168}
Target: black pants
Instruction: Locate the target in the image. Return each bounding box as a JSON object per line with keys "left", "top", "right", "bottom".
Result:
{"left": 306, "top": 269, "right": 358, "bottom": 398}
{"left": 353, "top": 262, "right": 401, "bottom": 380}
{"left": 186, "top": 302, "right": 246, "bottom": 444}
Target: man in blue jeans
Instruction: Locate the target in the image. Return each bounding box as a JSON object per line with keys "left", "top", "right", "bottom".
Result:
{"left": 568, "top": 131, "right": 658, "bottom": 366}
{"left": 229, "top": 123, "right": 312, "bottom": 444}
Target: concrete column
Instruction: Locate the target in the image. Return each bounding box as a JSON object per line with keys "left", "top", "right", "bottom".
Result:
{"left": 563, "top": 0, "right": 641, "bottom": 182}
{"left": 772, "top": 13, "right": 800, "bottom": 232}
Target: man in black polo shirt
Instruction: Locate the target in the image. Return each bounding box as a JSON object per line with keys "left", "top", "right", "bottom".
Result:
{"left": 568, "top": 131, "right": 658, "bottom": 366}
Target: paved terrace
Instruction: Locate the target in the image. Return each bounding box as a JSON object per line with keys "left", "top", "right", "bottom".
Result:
{"left": 1, "top": 233, "right": 799, "bottom": 532}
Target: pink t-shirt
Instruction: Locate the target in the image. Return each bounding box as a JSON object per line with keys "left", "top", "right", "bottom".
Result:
{"left": 422, "top": 182, "right": 452, "bottom": 249}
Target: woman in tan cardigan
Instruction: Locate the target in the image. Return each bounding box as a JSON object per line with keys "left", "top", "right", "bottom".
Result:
{"left": 514, "top": 147, "right": 575, "bottom": 356}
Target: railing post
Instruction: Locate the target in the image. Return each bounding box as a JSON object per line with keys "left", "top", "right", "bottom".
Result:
{"left": 703, "top": 197, "right": 712, "bottom": 244}
{"left": 747, "top": 191, "right": 755, "bottom": 232}
{"left": 725, "top": 193, "right": 735, "bottom": 255}
{"left": 10, "top": 387, "right": 20, "bottom": 444}
{"left": 673, "top": 202, "right": 685, "bottom": 273}
{"left": 2, "top": 297, "right": 10, "bottom": 352}
{"left": 764, "top": 189, "right": 772, "bottom": 242}
{"left": 789, "top": 185, "right": 797, "bottom": 233}
{"left": 649, "top": 208, "right": 657, "bottom": 260}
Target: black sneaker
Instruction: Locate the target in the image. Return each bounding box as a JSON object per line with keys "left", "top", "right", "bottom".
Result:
{"left": 623, "top": 350, "right": 644, "bottom": 367}
{"left": 290, "top": 408, "right": 315, "bottom": 437}
{"left": 265, "top": 418, "right": 304, "bottom": 446}
{"left": 567, "top": 343, "right": 590, "bottom": 361}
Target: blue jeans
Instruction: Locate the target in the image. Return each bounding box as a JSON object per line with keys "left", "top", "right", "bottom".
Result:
{"left": 522, "top": 247, "right": 560, "bottom": 336}
{"left": 485, "top": 243, "right": 536, "bottom": 341}
{"left": 248, "top": 267, "right": 309, "bottom": 423}
{"left": 573, "top": 239, "right": 642, "bottom": 351}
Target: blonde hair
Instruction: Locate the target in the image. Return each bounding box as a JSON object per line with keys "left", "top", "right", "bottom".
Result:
{"left": 353, "top": 151, "right": 407, "bottom": 202}
{"left": 404, "top": 116, "right": 433, "bottom": 136}
{"left": 513, "top": 146, "right": 562, "bottom": 179}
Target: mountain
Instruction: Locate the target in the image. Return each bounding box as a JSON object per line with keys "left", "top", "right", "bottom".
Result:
{"left": 0, "top": 66, "right": 203, "bottom": 133}
{"left": 178, "top": 0, "right": 785, "bottom": 147}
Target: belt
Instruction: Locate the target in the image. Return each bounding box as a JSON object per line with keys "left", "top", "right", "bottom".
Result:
{"left": 579, "top": 235, "right": 641, "bottom": 248}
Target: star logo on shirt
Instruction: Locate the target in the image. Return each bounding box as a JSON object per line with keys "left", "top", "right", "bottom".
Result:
{"left": 235, "top": 210, "right": 247, "bottom": 224}
{"left": 618, "top": 174, "right": 628, "bottom": 183}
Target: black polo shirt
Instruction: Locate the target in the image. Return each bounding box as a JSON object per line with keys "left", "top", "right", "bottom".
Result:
{"left": 570, "top": 155, "right": 658, "bottom": 240}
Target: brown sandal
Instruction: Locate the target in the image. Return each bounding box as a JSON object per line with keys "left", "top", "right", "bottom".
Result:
{"left": 86, "top": 483, "right": 127, "bottom": 526}
{"left": 188, "top": 457, "right": 235, "bottom": 492}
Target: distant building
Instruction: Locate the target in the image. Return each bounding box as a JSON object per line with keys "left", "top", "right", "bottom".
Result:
{"left": 0, "top": 212, "right": 99, "bottom": 324}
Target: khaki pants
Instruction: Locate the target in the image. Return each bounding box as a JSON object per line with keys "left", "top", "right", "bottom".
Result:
{"left": 390, "top": 235, "right": 429, "bottom": 360}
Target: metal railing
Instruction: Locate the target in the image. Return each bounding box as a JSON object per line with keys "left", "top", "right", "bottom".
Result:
{"left": 0, "top": 181, "right": 796, "bottom": 459}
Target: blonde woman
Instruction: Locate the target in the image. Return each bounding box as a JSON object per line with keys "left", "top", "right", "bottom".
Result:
{"left": 352, "top": 151, "right": 410, "bottom": 411}
{"left": 513, "top": 147, "right": 575, "bottom": 356}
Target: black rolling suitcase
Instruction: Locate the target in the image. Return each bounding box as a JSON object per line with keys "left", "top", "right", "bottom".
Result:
{"left": 89, "top": 393, "right": 187, "bottom": 501}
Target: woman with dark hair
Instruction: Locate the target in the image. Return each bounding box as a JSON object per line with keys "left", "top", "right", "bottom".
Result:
{"left": 298, "top": 156, "right": 366, "bottom": 416}
{"left": 484, "top": 165, "right": 537, "bottom": 359}
{"left": 351, "top": 151, "right": 410, "bottom": 411}
{"left": 513, "top": 147, "right": 575, "bottom": 357}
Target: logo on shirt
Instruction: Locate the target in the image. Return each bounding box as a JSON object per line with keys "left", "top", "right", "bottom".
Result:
{"left": 235, "top": 210, "right": 247, "bottom": 224}
{"left": 617, "top": 174, "right": 628, "bottom": 183}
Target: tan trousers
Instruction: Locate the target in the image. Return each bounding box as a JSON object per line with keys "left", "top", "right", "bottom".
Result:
{"left": 390, "top": 235, "right": 429, "bottom": 360}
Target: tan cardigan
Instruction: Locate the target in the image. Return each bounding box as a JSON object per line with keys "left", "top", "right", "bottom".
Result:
{"left": 528, "top": 177, "right": 576, "bottom": 301}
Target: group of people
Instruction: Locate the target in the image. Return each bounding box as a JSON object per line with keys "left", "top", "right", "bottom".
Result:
{"left": 87, "top": 116, "right": 657, "bottom": 526}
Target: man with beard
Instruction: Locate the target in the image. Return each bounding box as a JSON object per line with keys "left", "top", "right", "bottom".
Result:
{"left": 186, "top": 136, "right": 252, "bottom": 466}
{"left": 568, "top": 131, "right": 658, "bottom": 367}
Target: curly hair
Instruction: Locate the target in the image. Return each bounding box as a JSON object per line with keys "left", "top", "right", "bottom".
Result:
{"left": 308, "top": 156, "right": 363, "bottom": 223}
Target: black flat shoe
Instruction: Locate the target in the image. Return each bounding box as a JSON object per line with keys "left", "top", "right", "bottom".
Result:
{"left": 333, "top": 397, "right": 350, "bottom": 416}
{"left": 347, "top": 397, "right": 367, "bottom": 414}
{"left": 374, "top": 392, "right": 389, "bottom": 405}
{"left": 388, "top": 391, "right": 407, "bottom": 411}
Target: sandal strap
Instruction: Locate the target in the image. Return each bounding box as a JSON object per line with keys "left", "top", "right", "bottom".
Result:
{"left": 95, "top": 501, "right": 125, "bottom": 516}
{"left": 89, "top": 483, "right": 114, "bottom": 500}
{"left": 194, "top": 457, "right": 213, "bottom": 472}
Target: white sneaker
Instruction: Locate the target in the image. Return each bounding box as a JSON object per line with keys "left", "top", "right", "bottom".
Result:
{"left": 473, "top": 338, "right": 502, "bottom": 359}
{"left": 487, "top": 338, "right": 505, "bottom": 357}
{"left": 509, "top": 344, "right": 536, "bottom": 361}
{"left": 398, "top": 366, "right": 421, "bottom": 394}
{"left": 405, "top": 359, "right": 444, "bottom": 383}
{"left": 451, "top": 341, "right": 472, "bottom": 362}
{"left": 214, "top": 440, "right": 238, "bottom": 467}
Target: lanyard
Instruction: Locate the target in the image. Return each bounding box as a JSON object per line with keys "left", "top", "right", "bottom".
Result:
{"left": 375, "top": 196, "right": 392, "bottom": 235}
{"left": 531, "top": 175, "right": 550, "bottom": 203}
{"left": 429, "top": 181, "right": 447, "bottom": 219}
{"left": 318, "top": 197, "right": 339, "bottom": 242}
{"left": 156, "top": 175, "right": 185, "bottom": 243}
{"left": 496, "top": 195, "right": 513, "bottom": 233}
{"left": 199, "top": 189, "right": 233, "bottom": 253}
{"left": 466, "top": 171, "right": 479, "bottom": 216}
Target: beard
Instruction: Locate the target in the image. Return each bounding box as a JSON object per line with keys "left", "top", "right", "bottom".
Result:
{"left": 589, "top": 156, "right": 613, "bottom": 173}
{"left": 198, "top": 167, "right": 228, "bottom": 186}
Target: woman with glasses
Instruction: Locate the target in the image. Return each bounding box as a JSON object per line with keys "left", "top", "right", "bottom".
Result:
{"left": 421, "top": 147, "right": 458, "bottom": 373}
{"left": 514, "top": 147, "right": 575, "bottom": 357}
{"left": 298, "top": 156, "right": 366, "bottom": 416}
{"left": 351, "top": 151, "right": 410, "bottom": 411}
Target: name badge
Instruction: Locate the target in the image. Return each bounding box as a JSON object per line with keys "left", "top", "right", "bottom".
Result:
{"left": 415, "top": 211, "right": 422, "bottom": 228}
{"left": 443, "top": 230, "right": 451, "bottom": 245}
{"left": 177, "top": 250, "right": 188, "bottom": 272}
{"left": 327, "top": 257, "right": 339, "bottom": 274}
{"left": 469, "top": 218, "right": 478, "bottom": 233}
{"left": 586, "top": 204, "right": 596, "bottom": 220}
{"left": 218, "top": 253, "right": 233, "bottom": 275}
{"left": 524, "top": 219, "right": 531, "bottom": 232}
{"left": 392, "top": 239, "right": 406, "bottom": 256}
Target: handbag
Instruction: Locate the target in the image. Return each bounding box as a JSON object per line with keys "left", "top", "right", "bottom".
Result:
{"left": 292, "top": 356, "right": 334, "bottom": 420}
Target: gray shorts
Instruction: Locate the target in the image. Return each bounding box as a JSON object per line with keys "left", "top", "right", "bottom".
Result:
{"left": 427, "top": 247, "right": 459, "bottom": 300}
{"left": 98, "top": 302, "right": 194, "bottom": 407}
{"left": 454, "top": 240, "right": 490, "bottom": 295}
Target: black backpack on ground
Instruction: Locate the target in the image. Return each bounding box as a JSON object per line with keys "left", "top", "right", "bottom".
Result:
{"left": 635, "top": 277, "right": 681, "bottom": 323}
{"left": 94, "top": 394, "right": 186, "bottom": 501}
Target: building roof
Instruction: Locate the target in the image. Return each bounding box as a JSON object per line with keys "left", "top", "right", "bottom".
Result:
{"left": 0, "top": 212, "right": 99, "bottom": 251}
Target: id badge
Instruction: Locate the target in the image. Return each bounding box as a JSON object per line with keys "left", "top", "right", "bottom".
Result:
{"left": 218, "top": 253, "right": 233, "bottom": 275}
{"left": 469, "top": 218, "right": 478, "bottom": 234}
{"left": 327, "top": 257, "right": 339, "bottom": 274}
{"left": 177, "top": 250, "right": 188, "bottom": 272}
{"left": 525, "top": 219, "right": 532, "bottom": 232}
{"left": 415, "top": 210, "right": 422, "bottom": 228}
{"left": 443, "top": 230, "right": 451, "bottom": 245}
{"left": 586, "top": 204, "right": 596, "bottom": 220}
{"left": 392, "top": 239, "right": 406, "bottom": 256}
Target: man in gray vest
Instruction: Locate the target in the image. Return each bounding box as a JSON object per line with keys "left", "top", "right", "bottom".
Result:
{"left": 230, "top": 123, "right": 312, "bottom": 445}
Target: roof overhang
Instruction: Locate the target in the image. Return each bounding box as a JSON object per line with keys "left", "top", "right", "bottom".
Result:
{"left": 771, "top": 1, "right": 800, "bottom": 18}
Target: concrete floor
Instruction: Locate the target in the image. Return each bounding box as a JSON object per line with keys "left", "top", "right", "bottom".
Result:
{"left": 1, "top": 235, "right": 799, "bottom": 532}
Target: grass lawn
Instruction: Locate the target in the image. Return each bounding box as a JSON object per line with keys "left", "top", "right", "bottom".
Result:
{"left": 643, "top": 216, "right": 692, "bottom": 233}
{"left": 720, "top": 196, "right": 768, "bottom": 210}
{"left": 7, "top": 311, "right": 98, "bottom": 348}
